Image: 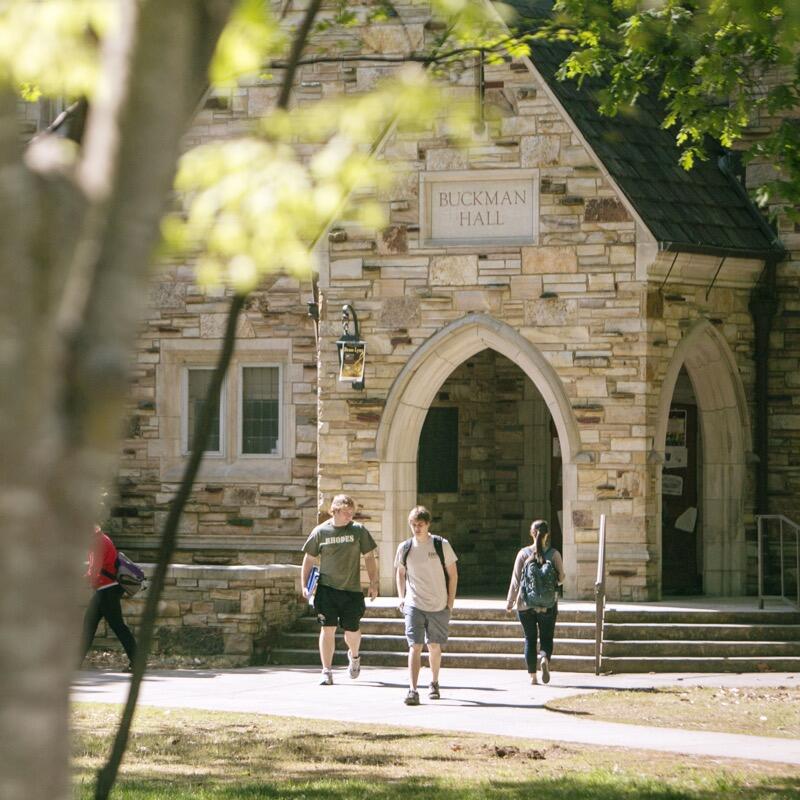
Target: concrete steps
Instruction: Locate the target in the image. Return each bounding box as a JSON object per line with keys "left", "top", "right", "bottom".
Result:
{"left": 270, "top": 600, "right": 800, "bottom": 673}
{"left": 604, "top": 623, "right": 800, "bottom": 641}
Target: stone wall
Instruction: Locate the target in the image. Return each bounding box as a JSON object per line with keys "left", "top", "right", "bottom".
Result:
{"left": 772, "top": 257, "right": 800, "bottom": 522}
{"left": 91, "top": 564, "right": 305, "bottom": 666}
{"left": 316, "top": 47, "right": 647, "bottom": 598}
{"left": 105, "top": 1, "right": 785, "bottom": 600}
{"left": 110, "top": 69, "right": 322, "bottom": 563}
{"left": 418, "top": 349, "right": 549, "bottom": 593}
{"left": 743, "top": 64, "right": 800, "bottom": 522}
{"left": 312, "top": 22, "right": 764, "bottom": 600}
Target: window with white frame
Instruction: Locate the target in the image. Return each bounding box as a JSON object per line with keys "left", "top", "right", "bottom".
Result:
{"left": 160, "top": 339, "right": 292, "bottom": 483}
{"left": 181, "top": 364, "right": 281, "bottom": 457}
{"left": 240, "top": 365, "right": 280, "bottom": 455}
{"left": 185, "top": 368, "right": 223, "bottom": 454}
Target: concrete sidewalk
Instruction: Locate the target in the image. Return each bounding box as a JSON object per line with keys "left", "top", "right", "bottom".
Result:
{"left": 72, "top": 666, "right": 800, "bottom": 765}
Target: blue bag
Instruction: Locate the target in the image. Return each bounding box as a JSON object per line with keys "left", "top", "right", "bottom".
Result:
{"left": 306, "top": 565, "right": 320, "bottom": 603}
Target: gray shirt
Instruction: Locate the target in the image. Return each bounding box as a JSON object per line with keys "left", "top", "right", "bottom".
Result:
{"left": 394, "top": 535, "right": 457, "bottom": 612}
{"left": 302, "top": 520, "right": 377, "bottom": 593}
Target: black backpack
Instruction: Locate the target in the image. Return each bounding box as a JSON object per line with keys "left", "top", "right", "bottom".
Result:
{"left": 519, "top": 548, "right": 558, "bottom": 609}
{"left": 400, "top": 535, "right": 449, "bottom": 589}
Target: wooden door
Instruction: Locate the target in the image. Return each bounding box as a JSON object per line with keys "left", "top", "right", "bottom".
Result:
{"left": 549, "top": 418, "right": 563, "bottom": 553}
{"left": 661, "top": 404, "right": 702, "bottom": 594}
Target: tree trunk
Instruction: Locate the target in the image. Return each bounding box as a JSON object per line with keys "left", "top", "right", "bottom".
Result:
{"left": 93, "top": 293, "right": 245, "bottom": 800}
{"left": 0, "top": 2, "right": 234, "bottom": 798}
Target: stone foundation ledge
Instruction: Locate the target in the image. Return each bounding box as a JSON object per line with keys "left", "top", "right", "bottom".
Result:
{"left": 103, "top": 563, "right": 305, "bottom": 666}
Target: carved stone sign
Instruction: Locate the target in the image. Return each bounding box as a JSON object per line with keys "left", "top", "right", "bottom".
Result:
{"left": 420, "top": 169, "right": 539, "bottom": 247}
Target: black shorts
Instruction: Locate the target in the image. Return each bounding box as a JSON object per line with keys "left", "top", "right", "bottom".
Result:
{"left": 314, "top": 584, "right": 366, "bottom": 631}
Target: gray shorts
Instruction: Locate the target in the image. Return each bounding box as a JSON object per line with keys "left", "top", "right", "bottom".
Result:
{"left": 404, "top": 605, "right": 451, "bottom": 646}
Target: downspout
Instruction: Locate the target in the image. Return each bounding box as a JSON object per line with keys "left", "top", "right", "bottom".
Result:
{"left": 717, "top": 152, "right": 784, "bottom": 515}
{"left": 748, "top": 258, "right": 779, "bottom": 514}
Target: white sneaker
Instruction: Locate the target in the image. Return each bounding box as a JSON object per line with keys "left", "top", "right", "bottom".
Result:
{"left": 319, "top": 669, "right": 333, "bottom": 685}
{"left": 348, "top": 652, "right": 361, "bottom": 679}
{"left": 539, "top": 652, "right": 550, "bottom": 684}
{"left": 529, "top": 672, "right": 538, "bottom": 685}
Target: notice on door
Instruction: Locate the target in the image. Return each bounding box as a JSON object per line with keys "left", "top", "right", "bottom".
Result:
{"left": 662, "top": 474, "right": 684, "bottom": 496}
{"left": 666, "top": 409, "right": 687, "bottom": 446}
{"left": 420, "top": 169, "right": 539, "bottom": 247}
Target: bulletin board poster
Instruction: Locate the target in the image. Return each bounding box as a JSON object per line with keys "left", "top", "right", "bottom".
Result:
{"left": 662, "top": 474, "right": 684, "bottom": 496}
{"left": 666, "top": 409, "right": 687, "bottom": 446}
{"left": 665, "top": 446, "right": 688, "bottom": 470}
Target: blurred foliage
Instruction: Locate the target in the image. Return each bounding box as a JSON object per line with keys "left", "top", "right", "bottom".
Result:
{"left": 0, "top": 0, "right": 111, "bottom": 100}
{"left": 210, "top": 0, "right": 286, "bottom": 87}
{"left": 167, "top": 66, "right": 476, "bottom": 291}
{"left": 2, "top": 0, "right": 528, "bottom": 291}
{"left": 541, "top": 0, "right": 800, "bottom": 215}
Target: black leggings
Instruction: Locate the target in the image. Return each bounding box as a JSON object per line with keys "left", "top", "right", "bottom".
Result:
{"left": 81, "top": 585, "right": 137, "bottom": 664}
{"left": 517, "top": 604, "right": 557, "bottom": 672}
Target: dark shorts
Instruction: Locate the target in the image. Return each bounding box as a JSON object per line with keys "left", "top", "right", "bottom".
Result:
{"left": 314, "top": 584, "right": 366, "bottom": 631}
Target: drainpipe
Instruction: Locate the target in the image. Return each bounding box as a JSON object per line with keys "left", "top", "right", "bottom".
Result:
{"left": 748, "top": 259, "right": 779, "bottom": 515}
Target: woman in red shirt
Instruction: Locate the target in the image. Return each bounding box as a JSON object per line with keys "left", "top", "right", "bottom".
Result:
{"left": 79, "top": 526, "right": 137, "bottom": 671}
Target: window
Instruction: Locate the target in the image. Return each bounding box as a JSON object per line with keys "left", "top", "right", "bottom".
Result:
{"left": 162, "top": 339, "right": 292, "bottom": 482}
{"left": 418, "top": 407, "right": 459, "bottom": 493}
{"left": 241, "top": 366, "right": 280, "bottom": 455}
{"left": 185, "top": 368, "right": 222, "bottom": 454}
{"left": 182, "top": 364, "right": 282, "bottom": 458}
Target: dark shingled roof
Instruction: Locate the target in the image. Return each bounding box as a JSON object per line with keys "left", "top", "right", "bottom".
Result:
{"left": 503, "top": 0, "right": 784, "bottom": 259}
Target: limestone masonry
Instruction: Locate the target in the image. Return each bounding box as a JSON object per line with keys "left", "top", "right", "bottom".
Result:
{"left": 105, "top": 2, "right": 799, "bottom": 604}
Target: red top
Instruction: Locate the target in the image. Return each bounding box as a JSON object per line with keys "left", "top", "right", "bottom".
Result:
{"left": 87, "top": 529, "right": 118, "bottom": 589}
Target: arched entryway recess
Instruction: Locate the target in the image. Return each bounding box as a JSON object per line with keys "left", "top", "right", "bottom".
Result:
{"left": 375, "top": 314, "right": 582, "bottom": 597}
{"left": 654, "top": 319, "right": 752, "bottom": 596}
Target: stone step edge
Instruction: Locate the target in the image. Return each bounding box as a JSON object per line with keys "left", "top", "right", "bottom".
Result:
{"left": 601, "top": 655, "right": 800, "bottom": 665}
{"left": 280, "top": 632, "right": 800, "bottom": 647}
{"left": 294, "top": 619, "right": 800, "bottom": 637}
{"left": 604, "top": 623, "right": 800, "bottom": 630}
{"left": 305, "top": 617, "right": 800, "bottom": 628}
{"left": 270, "top": 648, "right": 593, "bottom": 663}
{"left": 602, "top": 639, "right": 800, "bottom": 646}
{"left": 279, "top": 633, "right": 592, "bottom": 645}
{"left": 271, "top": 648, "right": 800, "bottom": 671}
{"left": 360, "top": 612, "right": 800, "bottom": 628}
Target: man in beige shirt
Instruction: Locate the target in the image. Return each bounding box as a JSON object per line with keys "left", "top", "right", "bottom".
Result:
{"left": 395, "top": 505, "right": 458, "bottom": 705}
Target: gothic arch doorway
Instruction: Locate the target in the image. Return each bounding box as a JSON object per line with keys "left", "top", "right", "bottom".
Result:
{"left": 376, "top": 314, "right": 581, "bottom": 597}
{"left": 655, "top": 320, "right": 751, "bottom": 596}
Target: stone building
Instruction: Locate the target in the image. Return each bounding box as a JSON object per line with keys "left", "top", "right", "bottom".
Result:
{"left": 110, "top": 1, "right": 797, "bottom": 603}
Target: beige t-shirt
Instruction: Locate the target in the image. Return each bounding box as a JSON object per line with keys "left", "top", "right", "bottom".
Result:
{"left": 394, "top": 535, "right": 457, "bottom": 612}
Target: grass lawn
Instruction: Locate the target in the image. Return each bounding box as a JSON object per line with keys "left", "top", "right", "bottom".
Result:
{"left": 72, "top": 703, "right": 799, "bottom": 799}
{"left": 546, "top": 685, "right": 800, "bottom": 739}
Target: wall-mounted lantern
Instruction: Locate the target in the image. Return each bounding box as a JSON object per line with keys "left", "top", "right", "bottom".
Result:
{"left": 336, "top": 304, "right": 366, "bottom": 390}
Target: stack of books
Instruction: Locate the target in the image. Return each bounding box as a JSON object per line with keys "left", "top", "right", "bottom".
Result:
{"left": 305, "top": 566, "right": 320, "bottom": 603}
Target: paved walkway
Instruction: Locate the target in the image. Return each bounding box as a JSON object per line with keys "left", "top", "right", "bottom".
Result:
{"left": 72, "top": 666, "right": 800, "bottom": 765}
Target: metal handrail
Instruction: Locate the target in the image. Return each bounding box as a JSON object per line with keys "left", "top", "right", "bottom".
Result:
{"left": 756, "top": 514, "right": 800, "bottom": 609}
{"left": 594, "top": 513, "right": 607, "bottom": 675}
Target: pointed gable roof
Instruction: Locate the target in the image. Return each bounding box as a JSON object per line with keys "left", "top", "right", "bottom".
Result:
{"left": 503, "top": 0, "right": 784, "bottom": 259}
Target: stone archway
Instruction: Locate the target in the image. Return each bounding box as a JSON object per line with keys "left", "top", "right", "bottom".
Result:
{"left": 375, "top": 314, "right": 582, "bottom": 597}
{"left": 654, "top": 320, "right": 752, "bottom": 595}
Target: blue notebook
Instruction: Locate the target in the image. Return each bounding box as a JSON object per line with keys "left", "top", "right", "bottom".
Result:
{"left": 306, "top": 566, "right": 320, "bottom": 599}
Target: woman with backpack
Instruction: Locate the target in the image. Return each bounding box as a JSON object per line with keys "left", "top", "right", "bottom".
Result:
{"left": 79, "top": 525, "right": 138, "bottom": 672}
{"left": 506, "top": 520, "right": 565, "bottom": 685}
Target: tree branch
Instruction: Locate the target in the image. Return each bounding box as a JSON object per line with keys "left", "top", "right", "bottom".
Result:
{"left": 95, "top": 0, "right": 326, "bottom": 796}
{"left": 29, "top": 99, "right": 89, "bottom": 144}
{"left": 59, "top": 0, "right": 235, "bottom": 456}
{"left": 277, "top": 0, "right": 324, "bottom": 109}
{"left": 269, "top": 36, "right": 524, "bottom": 68}
{"left": 93, "top": 291, "right": 246, "bottom": 800}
